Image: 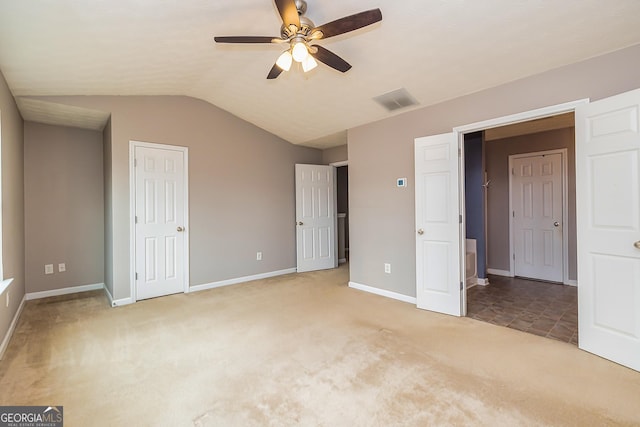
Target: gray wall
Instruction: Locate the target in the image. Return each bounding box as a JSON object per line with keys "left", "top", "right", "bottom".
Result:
{"left": 30, "top": 96, "right": 322, "bottom": 301}
{"left": 486, "top": 127, "right": 576, "bottom": 280}
{"left": 348, "top": 43, "right": 640, "bottom": 298}
{"left": 0, "top": 68, "right": 25, "bottom": 348}
{"left": 464, "top": 132, "right": 486, "bottom": 279}
{"left": 322, "top": 144, "right": 348, "bottom": 164}
{"left": 24, "top": 122, "right": 104, "bottom": 294}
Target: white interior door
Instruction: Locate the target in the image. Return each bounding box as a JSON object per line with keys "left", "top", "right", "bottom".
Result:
{"left": 415, "top": 133, "right": 462, "bottom": 316}
{"left": 295, "top": 164, "right": 337, "bottom": 273}
{"left": 576, "top": 88, "right": 640, "bottom": 372}
{"left": 135, "top": 145, "right": 187, "bottom": 300}
{"left": 511, "top": 152, "right": 564, "bottom": 282}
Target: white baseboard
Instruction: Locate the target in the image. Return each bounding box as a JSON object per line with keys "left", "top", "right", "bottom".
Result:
{"left": 0, "top": 295, "right": 26, "bottom": 360}
{"left": 102, "top": 285, "right": 134, "bottom": 307}
{"left": 26, "top": 283, "right": 104, "bottom": 301}
{"left": 487, "top": 268, "right": 512, "bottom": 277}
{"left": 104, "top": 285, "right": 114, "bottom": 306}
{"left": 477, "top": 277, "right": 490, "bottom": 286}
{"left": 111, "top": 297, "right": 134, "bottom": 307}
{"left": 190, "top": 268, "right": 296, "bottom": 293}
{"left": 348, "top": 281, "right": 416, "bottom": 304}
{"left": 339, "top": 258, "right": 347, "bottom": 264}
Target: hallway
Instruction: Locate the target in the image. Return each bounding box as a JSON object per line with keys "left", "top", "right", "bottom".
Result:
{"left": 467, "top": 275, "right": 578, "bottom": 345}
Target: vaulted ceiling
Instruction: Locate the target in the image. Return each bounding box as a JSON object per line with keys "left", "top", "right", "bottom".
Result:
{"left": 1, "top": 0, "right": 640, "bottom": 149}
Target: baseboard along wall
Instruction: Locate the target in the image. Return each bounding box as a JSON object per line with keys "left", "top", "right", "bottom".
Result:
{"left": 348, "top": 281, "right": 416, "bottom": 305}
{"left": 487, "top": 268, "right": 512, "bottom": 277}
{"left": 25, "top": 283, "right": 104, "bottom": 301}
{"left": 189, "top": 268, "right": 296, "bottom": 293}
{"left": 0, "top": 295, "right": 26, "bottom": 360}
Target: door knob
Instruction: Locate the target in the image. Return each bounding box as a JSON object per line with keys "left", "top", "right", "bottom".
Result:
{"left": 634, "top": 241, "right": 640, "bottom": 249}
{"left": 177, "top": 226, "right": 184, "bottom": 232}
{"left": 417, "top": 229, "right": 424, "bottom": 235}
{"left": 297, "top": 222, "right": 304, "bottom": 226}
{"left": 553, "top": 221, "right": 560, "bottom": 227}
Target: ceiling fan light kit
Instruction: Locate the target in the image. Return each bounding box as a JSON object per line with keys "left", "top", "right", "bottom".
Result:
{"left": 302, "top": 55, "right": 318, "bottom": 72}
{"left": 214, "top": 0, "right": 382, "bottom": 79}
{"left": 276, "top": 51, "right": 293, "bottom": 71}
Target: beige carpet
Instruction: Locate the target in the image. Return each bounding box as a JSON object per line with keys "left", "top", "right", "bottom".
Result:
{"left": 1, "top": 265, "right": 639, "bottom": 426}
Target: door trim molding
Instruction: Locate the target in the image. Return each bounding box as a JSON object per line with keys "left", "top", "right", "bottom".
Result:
{"left": 330, "top": 160, "right": 348, "bottom": 167}
{"left": 129, "top": 140, "right": 190, "bottom": 304}
{"left": 453, "top": 99, "right": 587, "bottom": 301}
{"left": 508, "top": 149, "right": 569, "bottom": 283}
{"left": 453, "top": 99, "right": 589, "bottom": 134}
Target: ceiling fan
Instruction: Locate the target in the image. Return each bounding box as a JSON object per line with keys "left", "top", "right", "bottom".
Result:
{"left": 214, "top": 0, "right": 382, "bottom": 79}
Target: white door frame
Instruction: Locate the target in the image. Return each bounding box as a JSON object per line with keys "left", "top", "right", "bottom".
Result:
{"left": 454, "top": 100, "right": 588, "bottom": 295}
{"left": 129, "top": 140, "right": 190, "bottom": 303}
{"left": 508, "top": 149, "right": 570, "bottom": 284}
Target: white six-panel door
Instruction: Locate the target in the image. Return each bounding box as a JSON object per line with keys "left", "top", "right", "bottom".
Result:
{"left": 415, "top": 133, "right": 462, "bottom": 316}
{"left": 511, "top": 152, "right": 564, "bottom": 282}
{"left": 135, "top": 145, "right": 187, "bottom": 300}
{"left": 295, "top": 164, "right": 337, "bottom": 273}
{"left": 576, "top": 88, "right": 640, "bottom": 372}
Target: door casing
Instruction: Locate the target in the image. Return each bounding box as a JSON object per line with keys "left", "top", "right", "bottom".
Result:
{"left": 454, "top": 100, "right": 587, "bottom": 298}
{"left": 129, "top": 140, "right": 190, "bottom": 304}
{"left": 416, "top": 99, "right": 588, "bottom": 315}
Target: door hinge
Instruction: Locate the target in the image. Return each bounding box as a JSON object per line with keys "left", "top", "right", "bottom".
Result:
{"left": 458, "top": 148, "right": 461, "bottom": 157}
{"left": 459, "top": 215, "right": 463, "bottom": 224}
{"left": 134, "top": 158, "right": 137, "bottom": 167}
{"left": 460, "top": 281, "right": 464, "bottom": 290}
{"left": 513, "top": 253, "right": 515, "bottom": 260}
{"left": 512, "top": 211, "right": 515, "bottom": 218}
{"left": 135, "top": 215, "right": 138, "bottom": 224}
{"left": 135, "top": 272, "right": 138, "bottom": 280}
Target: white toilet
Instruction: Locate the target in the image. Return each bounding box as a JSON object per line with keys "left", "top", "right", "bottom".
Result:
{"left": 465, "top": 239, "right": 478, "bottom": 288}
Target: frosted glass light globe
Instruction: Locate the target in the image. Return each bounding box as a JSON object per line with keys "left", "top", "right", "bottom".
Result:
{"left": 292, "top": 42, "right": 309, "bottom": 63}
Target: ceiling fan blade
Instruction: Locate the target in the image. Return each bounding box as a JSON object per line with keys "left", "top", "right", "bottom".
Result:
{"left": 310, "top": 45, "right": 352, "bottom": 73}
{"left": 313, "top": 9, "right": 382, "bottom": 39}
{"left": 214, "top": 36, "right": 279, "bottom": 44}
{"left": 274, "top": 0, "right": 300, "bottom": 28}
{"left": 267, "top": 63, "right": 284, "bottom": 80}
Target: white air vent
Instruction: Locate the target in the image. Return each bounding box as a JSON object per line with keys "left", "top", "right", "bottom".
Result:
{"left": 373, "top": 88, "right": 419, "bottom": 112}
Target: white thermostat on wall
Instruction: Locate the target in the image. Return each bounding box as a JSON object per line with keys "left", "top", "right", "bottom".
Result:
{"left": 397, "top": 178, "right": 407, "bottom": 188}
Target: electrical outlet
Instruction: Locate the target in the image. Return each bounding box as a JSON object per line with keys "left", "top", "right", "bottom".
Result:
{"left": 256, "top": 252, "right": 263, "bottom": 261}
{"left": 45, "top": 264, "right": 54, "bottom": 275}
{"left": 384, "top": 263, "right": 391, "bottom": 274}
{"left": 58, "top": 263, "right": 66, "bottom": 272}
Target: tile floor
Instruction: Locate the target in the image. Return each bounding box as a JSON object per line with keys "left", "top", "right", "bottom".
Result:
{"left": 467, "top": 275, "right": 578, "bottom": 345}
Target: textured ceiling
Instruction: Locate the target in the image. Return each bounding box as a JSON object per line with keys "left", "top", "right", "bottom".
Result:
{"left": 1, "top": 1, "right": 640, "bottom": 149}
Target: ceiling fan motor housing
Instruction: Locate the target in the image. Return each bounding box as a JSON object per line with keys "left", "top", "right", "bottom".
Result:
{"left": 281, "top": 0, "right": 314, "bottom": 38}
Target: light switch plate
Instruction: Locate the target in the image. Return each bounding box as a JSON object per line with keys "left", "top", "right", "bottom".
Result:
{"left": 45, "top": 264, "right": 54, "bottom": 275}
